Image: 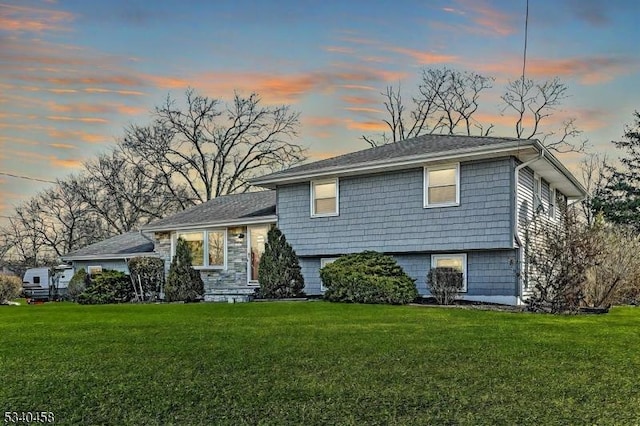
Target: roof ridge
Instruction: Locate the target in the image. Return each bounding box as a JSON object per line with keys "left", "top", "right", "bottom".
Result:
{"left": 252, "top": 134, "right": 534, "bottom": 184}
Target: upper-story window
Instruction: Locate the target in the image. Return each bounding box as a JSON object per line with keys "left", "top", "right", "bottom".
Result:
{"left": 176, "top": 230, "right": 226, "bottom": 269}
{"left": 549, "top": 187, "right": 557, "bottom": 219}
{"left": 311, "top": 178, "right": 339, "bottom": 217}
{"left": 533, "top": 173, "right": 543, "bottom": 213}
{"left": 424, "top": 163, "right": 460, "bottom": 208}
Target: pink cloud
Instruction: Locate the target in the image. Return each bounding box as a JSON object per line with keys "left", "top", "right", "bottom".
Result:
{"left": 388, "top": 47, "right": 458, "bottom": 65}
{"left": 0, "top": 3, "right": 75, "bottom": 32}
{"left": 48, "top": 102, "right": 146, "bottom": 116}
{"left": 173, "top": 67, "right": 410, "bottom": 104}
{"left": 304, "top": 116, "right": 344, "bottom": 127}
{"left": 46, "top": 115, "right": 108, "bottom": 124}
{"left": 344, "top": 119, "right": 388, "bottom": 132}
{"left": 50, "top": 157, "right": 82, "bottom": 168}
{"left": 477, "top": 55, "right": 636, "bottom": 85}
{"left": 457, "top": 0, "right": 517, "bottom": 36}
{"left": 83, "top": 88, "right": 145, "bottom": 96}
{"left": 344, "top": 107, "right": 384, "bottom": 114}
{"left": 47, "top": 129, "right": 109, "bottom": 144}
{"left": 323, "top": 46, "right": 355, "bottom": 54}
{"left": 49, "top": 143, "right": 75, "bottom": 149}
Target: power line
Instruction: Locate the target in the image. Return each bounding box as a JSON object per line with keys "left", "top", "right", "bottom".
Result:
{"left": 522, "top": 0, "right": 529, "bottom": 82}
{"left": 0, "top": 172, "right": 56, "bottom": 184}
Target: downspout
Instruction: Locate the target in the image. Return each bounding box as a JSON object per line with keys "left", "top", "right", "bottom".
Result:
{"left": 514, "top": 149, "right": 544, "bottom": 302}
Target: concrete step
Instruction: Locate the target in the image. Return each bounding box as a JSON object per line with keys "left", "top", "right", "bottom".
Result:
{"left": 204, "top": 286, "right": 257, "bottom": 303}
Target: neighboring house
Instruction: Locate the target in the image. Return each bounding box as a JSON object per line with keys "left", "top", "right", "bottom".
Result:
{"left": 252, "top": 134, "right": 587, "bottom": 305}
{"left": 142, "top": 191, "right": 276, "bottom": 302}
{"left": 62, "top": 231, "right": 156, "bottom": 275}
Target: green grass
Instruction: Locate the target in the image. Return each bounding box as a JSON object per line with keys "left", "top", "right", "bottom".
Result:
{"left": 1, "top": 302, "right": 640, "bottom": 425}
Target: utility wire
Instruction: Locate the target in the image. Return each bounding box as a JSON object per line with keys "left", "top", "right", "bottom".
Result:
{"left": 0, "top": 172, "right": 55, "bottom": 184}
{"left": 522, "top": 0, "right": 529, "bottom": 83}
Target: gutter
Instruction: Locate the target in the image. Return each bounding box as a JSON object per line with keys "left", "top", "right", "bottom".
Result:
{"left": 61, "top": 252, "right": 160, "bottom": 262}
{"left": 142, "top": 215, "right": 278, "bottom": 233}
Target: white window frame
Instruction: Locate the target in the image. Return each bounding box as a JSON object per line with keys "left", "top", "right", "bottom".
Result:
{"left": 431, "top": 253, "right": 467, "bottom": 292}
{"left": 533, "top": 173, "right": 543, "bottom": 213}
{"left": 549, "top": 186, "right": 557, "bottom": 219}
{"left": 319, "top": 257, "right": 338, "bottom": 292}
{"left": 87, "top": 265, "right": 103, "bottom": 276}
{"left": 310, "top": 178, "right": 339, "bottom": 217}
{"left": 423, "top": 163, "right": 460, "bottom": 208}
{"left": 174, "top": 229, "right": 227, "bottom": 270}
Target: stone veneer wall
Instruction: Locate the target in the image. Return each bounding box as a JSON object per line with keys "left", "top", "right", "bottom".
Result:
{"left": 154, "top": 227, "right": 253, "bottom": 302}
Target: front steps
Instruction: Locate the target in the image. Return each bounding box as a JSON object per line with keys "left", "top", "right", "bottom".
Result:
{"left": 204, "top": 287, "right": 256, "bottom": 303}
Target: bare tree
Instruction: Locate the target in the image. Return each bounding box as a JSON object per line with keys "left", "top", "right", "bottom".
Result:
{"left": 70, "top": 147, "right": 187, "bottom": 235}
{"left": 364, "top": 68, "right": 585, "bottom": 153}
{"left": 1, "top": 200, "right": 55, "bottom": 267}
{"left": 0, "top": 182, "right": 102, "bottom": 264}
{"left": 363, "top": 68, "right": 494, "bottom": 147}
{"left": 582, "top": 220, "right": 640, "bottom": 308}
{"left": 501, "top": 77, "right": 587, "bottom": 153}
{"left": 123, "top": 88, "right": 305, "bottom": 202}
{"left": 578, "top": 153, "right": 609, "bottom": 226}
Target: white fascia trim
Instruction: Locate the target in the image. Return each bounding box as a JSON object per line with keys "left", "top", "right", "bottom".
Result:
{"left": 144, "top": 216, "right": 277, "bottom": 233}
{"left": 252, "top": 142, "right": 538, "bottom": 187}
{"left": 62, "top": 252, "right": 159, "bottom": 261}
{"left": 530, "top": 140, "right": 588, "bottom": 198}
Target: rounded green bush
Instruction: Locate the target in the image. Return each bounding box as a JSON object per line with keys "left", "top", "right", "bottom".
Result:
{"left": 320, "top": 251, "right": 418, "bottom": 305}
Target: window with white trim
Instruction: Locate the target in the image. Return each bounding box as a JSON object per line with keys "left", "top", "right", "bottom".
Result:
{"left": 533, "top": 173, "right": 543, "bottom": 212}
{"left": 424, "top": 163, "right": 460, "bottom": 207}
{"left": 431, "top": 253, "right": 467, "bottom": 292}
{"left": 319, "top": 257, "right": 338, "bottom": 291}
{"left": 549, "top": 187, "right": 557, "bottom": 219}
{"left": 87, "top": 265, "right": 103, "bottom": 276}
{"left": 176, "top": 229, "right": 226, "bottom": 269}
{"left": 311, "top": 179, "right": 339, "bottom": 217}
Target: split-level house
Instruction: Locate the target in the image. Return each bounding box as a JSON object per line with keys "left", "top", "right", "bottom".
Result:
{"left": 251, "top": 134, "right": 587, "bottom": 305}
{"left": 138, "top": 134, "right": 586, "bottom": 305}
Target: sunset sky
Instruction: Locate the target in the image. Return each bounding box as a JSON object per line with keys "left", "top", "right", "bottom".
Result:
{"left": 1, "top": 0, "right": 639, "bottom": 222}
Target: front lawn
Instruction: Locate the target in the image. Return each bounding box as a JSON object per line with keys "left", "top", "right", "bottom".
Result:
{"left": 1, "top": 302, "right": 639, "bottom": 425}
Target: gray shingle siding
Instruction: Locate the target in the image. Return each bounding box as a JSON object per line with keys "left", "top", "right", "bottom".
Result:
{"left": 467, "top": 250, "right": 518, "bottom": 296}
{"left": 301, "top": 250, "right": 517, "bottom": 297}
{"left": 278, "top": 158, "right": 514, "bottom": 256}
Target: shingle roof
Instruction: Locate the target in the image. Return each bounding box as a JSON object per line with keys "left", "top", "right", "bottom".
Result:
{"left": 252, "top": 134, "right": 530, "bottom": 184}
{"left": 143, "top": 190, "right": 276, "bottom": 231}
{"left": 63, "top": 232, "right": 155, "bottom": 259}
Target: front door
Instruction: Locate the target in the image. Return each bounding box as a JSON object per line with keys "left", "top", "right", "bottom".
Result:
{"left": 247, "top": 225, "right": 269, "bottom": 284}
